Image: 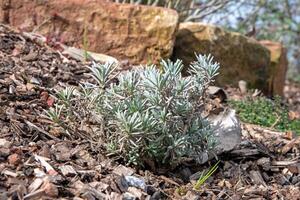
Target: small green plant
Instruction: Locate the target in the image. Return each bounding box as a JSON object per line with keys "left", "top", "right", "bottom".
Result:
{"left": 83, "top": 20, "right": 90, "bottom": 61}
{"left": 229, "top": 96, "right": 300, "bottom": 134}
{"left": 45, "top": 54, "right": 220, "bottom": 167}
{"left": 45, "top": 104, "right": 64, "bottom": 124}
{"left": 175, "top": 186, "right": 187, "bottom": 196}
{"left": 287, "top": 73, "right": 300, "bottom": 84}
{"left": 193, "top": 160, "right": 220, "bottom": 190}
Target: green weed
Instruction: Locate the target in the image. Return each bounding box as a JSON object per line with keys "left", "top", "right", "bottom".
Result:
{"left": 194, "top": 160, "right": 220, "bottom": 190}
{"left": 229, "top": 96, "right": 300, "bottom": 134}
{"left": 83, "top": 20, "right": 90, "bottom": 61}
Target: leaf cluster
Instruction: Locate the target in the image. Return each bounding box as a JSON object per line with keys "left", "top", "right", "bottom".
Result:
{"left": 46, "top": 54, "right": 220, "bottom": 167}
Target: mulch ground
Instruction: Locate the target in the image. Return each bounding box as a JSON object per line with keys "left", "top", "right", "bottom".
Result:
{"left": 0, "top": 24, "right": 300, "bottom": 200}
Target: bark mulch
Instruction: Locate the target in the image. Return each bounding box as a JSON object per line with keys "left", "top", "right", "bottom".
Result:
{"left": 0, "top": 24, "right": 300, "bottom": 200}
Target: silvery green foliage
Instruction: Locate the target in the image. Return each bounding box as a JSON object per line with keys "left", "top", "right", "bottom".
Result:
{"left": 46, "top": 54, "right": 220, "bottom": 167}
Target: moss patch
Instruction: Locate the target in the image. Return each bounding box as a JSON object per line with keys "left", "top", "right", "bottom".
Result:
{"left": 229, "top": 96, "right": 300, "bottom": 135}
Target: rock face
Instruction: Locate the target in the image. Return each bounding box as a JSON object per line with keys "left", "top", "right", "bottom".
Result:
{"left": 172, "top": 22, "right": 271, "bottom": 93}
{"left": 0, "top": 0, "right": 179, "bottom": 65}
{"left": 260, "top": 40, "right": 288, "bottom": 96}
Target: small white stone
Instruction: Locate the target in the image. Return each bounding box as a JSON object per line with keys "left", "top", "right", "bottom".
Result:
{"left": 0, "top": 139, "right": 11, "bottom": 148}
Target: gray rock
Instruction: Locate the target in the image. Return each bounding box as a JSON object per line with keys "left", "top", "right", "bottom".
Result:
{"left": 124, "top": 176, "right": 146, "bottom": 191}
{"left": 123, "top": 192, "right": 137, "bottom": 200}
{"left": 150, "top": 191, "right": 162, "bottom": 200}
{"left": 198, "top": 108, "right": 242, "bottom": 164}
{"left": 209, "top": 108, "right": 242, "bottom": 153}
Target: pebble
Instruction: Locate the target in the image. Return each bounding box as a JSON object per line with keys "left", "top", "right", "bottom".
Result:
{"left": 8, "top": 153, "right": 21, "bottom": 165}
{"left": 124, "top": 175, "right": 146, "bottom": 191}
{"left": 0, "top": 139, "right": 11, "bottom": 148}
{"left": 43, "top": 182, "right": 59, "bottom": 198}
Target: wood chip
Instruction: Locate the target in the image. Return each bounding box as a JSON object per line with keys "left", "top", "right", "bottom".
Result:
{"left": 2, "top": 169, "right": 18, "bottom": 177}
{"left": 28, "top": 178, "right": 44, "bottom": 193}
{"left": 281, "top": 137, "right": 300, "bottom": 154}
{"left": 160, "top": 175, "right": 180, "bottom": 186}
{"left": 59, "top": 165, "right": 77, "bottom": 177}
{"left": 272, "top": 160, "right": 298, "bottom": 166}
{"left": 25, "top": 121, "right": 59, "bottom": 141}
{"left": 288, "top": 164, "right": 300, "bottom": 174}
{"left": 113, "top": 165, "right": 135, "bottom": 176}
{"left": 249, "top": 170, "right": 267, "bottom": 187}
{"left": 34, "top": 155, "right": 58, "bottom": 175}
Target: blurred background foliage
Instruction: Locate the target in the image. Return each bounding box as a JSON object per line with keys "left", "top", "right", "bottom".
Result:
{"left": 113, "top": 0, "right": 300, "bottom": 81}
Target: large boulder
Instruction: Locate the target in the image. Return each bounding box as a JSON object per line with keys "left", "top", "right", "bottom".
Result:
{"left": 172, "top": 22, "right": 271, "bottom": 93}
{"left": 260, "top": 40, "right": 288, "bottom": 96}
{"left": 0, "top": 0, "right": 179, "bottom": 65}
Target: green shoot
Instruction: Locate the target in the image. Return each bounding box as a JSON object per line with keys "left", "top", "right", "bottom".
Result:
{"left": 83, "top": 19, "right": 90, "bottom": 61}
{"left": 44, "top": 104, "right": 64, "bottom": 124}
{"left": 194, "top": 160, "right": 220, "bottom": 190}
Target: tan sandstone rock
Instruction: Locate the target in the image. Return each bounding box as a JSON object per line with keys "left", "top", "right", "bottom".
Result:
{"left": 0, "top": 0, "right": 178, "bottom": 65}
{"left": 172, "top": 22, "right": 271, "bottom": 94}
{"left": 260, "top": 40, "right": 288, "bottom": 96}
